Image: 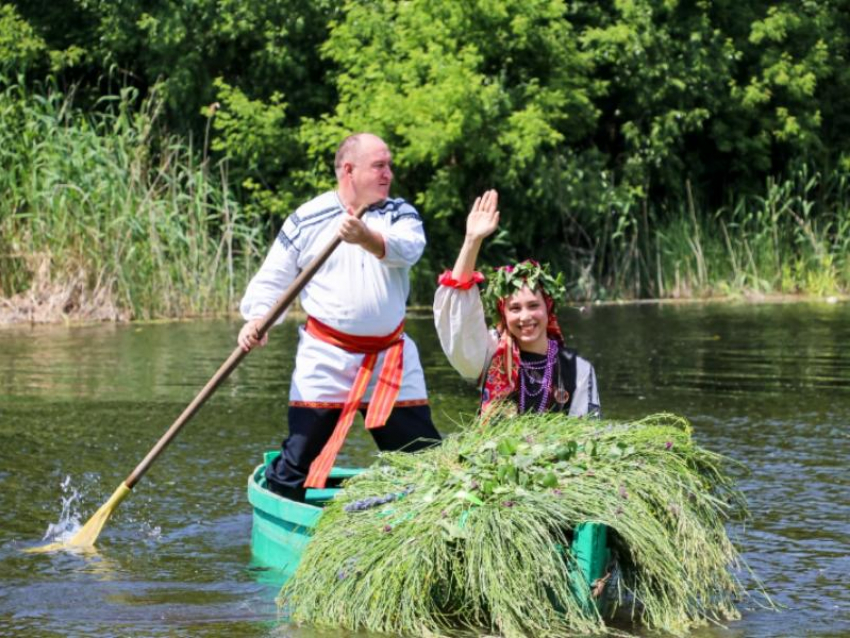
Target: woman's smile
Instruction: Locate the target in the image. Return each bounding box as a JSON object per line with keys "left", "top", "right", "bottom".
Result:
{"left": 504, "top": 286, "right": 549, "bottom": 354}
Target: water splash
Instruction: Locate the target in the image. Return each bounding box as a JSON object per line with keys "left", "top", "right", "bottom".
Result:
{"left": 140, "top": 521, "right": 162, "bottom": 540}
{"left": 41, "top": 476, "right": 83, "bottom": 543}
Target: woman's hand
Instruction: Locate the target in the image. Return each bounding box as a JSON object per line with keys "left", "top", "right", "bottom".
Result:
{"left": 450, "top": 189, "right": 500, "bottom": 284}
{"left": 465, "top": 189, "right": 500, "bottom": 241}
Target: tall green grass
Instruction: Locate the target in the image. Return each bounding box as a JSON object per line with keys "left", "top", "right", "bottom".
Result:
{"left": 0, "top": 77, "right": 265, "bottom": 320}
{"left": 566, "top": 170, "right": 850, "bottom": 301}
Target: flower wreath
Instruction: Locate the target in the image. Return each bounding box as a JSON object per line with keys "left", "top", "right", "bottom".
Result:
{"left": 481, "top": 260, "right": 566, "bottom": 322}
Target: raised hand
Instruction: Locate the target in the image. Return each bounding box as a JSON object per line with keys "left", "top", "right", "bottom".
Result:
{"left": 466, "top": 189, "right": 500, "bottom": 241}
{"left": 450, "top": 189, "right": 500, "bottom": 283}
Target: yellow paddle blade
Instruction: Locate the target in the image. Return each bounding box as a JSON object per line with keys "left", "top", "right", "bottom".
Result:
{"left": 67, "top": 482, "right": 132, "bottom": 547}
{"left": 23, "top": 540, "right": 97, "bottom": 554}
{"left": 24, "top": 482, "right": 131, "bottom": 554}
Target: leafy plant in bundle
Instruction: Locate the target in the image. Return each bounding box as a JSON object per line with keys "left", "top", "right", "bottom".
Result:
{"left": 282, "top": 413, "right": 767, "bottom": 637}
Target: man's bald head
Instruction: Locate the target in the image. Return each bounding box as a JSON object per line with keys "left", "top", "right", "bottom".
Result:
{"left": 334, "top": 133, "right": 386, "bottom": 180}
{"left": 334, "top": 133, "right": 394, "bottom": 208}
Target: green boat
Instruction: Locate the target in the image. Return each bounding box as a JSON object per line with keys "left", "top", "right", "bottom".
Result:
{"left": 247, "top": 451, "right": 361, "bottom": 577}
{"left": 247, "top": 451, "right": 611, "bottom": 609}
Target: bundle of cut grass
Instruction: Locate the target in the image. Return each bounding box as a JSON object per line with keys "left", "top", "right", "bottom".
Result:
{"left": 281, "top": 413, "right": 754, "bottom": 637}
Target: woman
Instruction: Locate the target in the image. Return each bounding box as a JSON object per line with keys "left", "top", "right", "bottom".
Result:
{"left": 434, "top": 190, "right": 600, "bottom": 417}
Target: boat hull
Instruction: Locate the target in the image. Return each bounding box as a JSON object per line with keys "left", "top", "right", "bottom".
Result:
{"left": 247, "top": 451, "right": 360, "bottom": 576}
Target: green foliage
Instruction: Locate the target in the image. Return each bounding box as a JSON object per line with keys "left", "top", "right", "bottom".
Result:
{"left": 578, "top": 0, "right": 734, "bottom": 192}
{"left": 0, "top": 4, "right": 47, "bottom": 71}
{"left": 10, "top": 0, "right": 336, "bottom": 128}
{"left": 5, "top": 1, "right": 850, "bottom": 313}
{"left": 299, "top": 0, "right": 598, "bottom": 269}
{"left": 210, "top": 79, "right": 302, "bottom": 218}
{"left": 283, "top": 412, "right": 758, "bottom": 636}
{"left": 741, "top": 3, "right": 835, "bottom": 150}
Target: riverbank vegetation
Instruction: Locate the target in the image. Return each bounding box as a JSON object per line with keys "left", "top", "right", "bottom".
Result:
{"left": 0, "top": 80, "right": 265, "bottom": 321}
{"left": 2, "top": 1, "right": 850, "bottom": 321}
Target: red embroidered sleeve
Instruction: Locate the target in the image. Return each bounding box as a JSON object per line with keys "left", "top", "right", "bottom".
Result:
{"left": 437, "top": 269, "right": 485, "bottom": 290}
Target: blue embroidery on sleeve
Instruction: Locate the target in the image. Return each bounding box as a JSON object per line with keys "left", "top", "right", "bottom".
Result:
{"left": 276, "top": 228, "right": 299, "bottom": 252}
{"left": 371, "top": 198, "right": 421, "bottom": 224}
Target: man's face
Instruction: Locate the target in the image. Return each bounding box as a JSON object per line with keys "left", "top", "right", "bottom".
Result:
{"left": 348, "top": 137, "right": 393, "bottom": 206}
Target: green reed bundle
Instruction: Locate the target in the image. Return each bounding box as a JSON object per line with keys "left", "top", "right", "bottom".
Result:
{"left": 282, "top": 413, "right": 753, "bottom": 637}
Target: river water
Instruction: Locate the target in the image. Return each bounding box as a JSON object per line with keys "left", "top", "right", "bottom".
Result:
{"left": 1, "top": 302, "right": 848, "bottom": 637}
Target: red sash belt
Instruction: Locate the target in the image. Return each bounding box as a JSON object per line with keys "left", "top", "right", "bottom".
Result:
{"left": 303, "top": 316, "right": 405, "bottom": 488}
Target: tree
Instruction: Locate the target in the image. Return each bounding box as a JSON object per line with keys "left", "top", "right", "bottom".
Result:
{"left": 298, "top": 0, "right": 599, "bottom": 273}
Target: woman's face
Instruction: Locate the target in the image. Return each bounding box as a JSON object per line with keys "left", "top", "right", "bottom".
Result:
{"left": 504, "top": 286, "right": 549, "bottom": 354}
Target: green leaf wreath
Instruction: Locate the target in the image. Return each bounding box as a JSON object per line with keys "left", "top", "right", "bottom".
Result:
{"left": 481, "top": 260, "right": 567, "bottom": 322}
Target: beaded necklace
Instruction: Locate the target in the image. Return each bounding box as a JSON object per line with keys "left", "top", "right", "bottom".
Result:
{"left": 518, "top": 339, "right": 558, "bottom": 413}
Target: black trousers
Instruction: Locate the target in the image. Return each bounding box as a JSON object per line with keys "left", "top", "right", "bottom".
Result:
{"left": 264, "top": 404, "right": 440, "bottom": 496}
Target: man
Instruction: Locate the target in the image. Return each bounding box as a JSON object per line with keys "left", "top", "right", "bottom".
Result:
{"left": 238, "top": 133, "right": 440, "bottom": 500}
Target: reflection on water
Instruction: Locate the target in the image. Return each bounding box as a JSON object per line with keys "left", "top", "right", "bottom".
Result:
{"left": 1, "top": 301, "right": 849, "bottom": 637}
